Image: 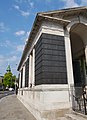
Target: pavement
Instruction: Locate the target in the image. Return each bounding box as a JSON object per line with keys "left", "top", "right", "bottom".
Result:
{"left": 1, "top": 95, "right": 87, "bottom": 120}
{"left": 0, "top": 94, "right": 36, "bottom": 120}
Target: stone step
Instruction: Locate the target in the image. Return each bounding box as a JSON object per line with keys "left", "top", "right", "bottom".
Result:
{"left": 57, "top": 117, "right": 70, "bottom": 120}
{"left": 66, "top": 113, "right": 87, "bottom": 120}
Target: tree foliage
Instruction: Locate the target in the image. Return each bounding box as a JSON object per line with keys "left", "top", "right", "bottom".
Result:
{"left": 3, "top": 72, "right": 16, "bottom": 88}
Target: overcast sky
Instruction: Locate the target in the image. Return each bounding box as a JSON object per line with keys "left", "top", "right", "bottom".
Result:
{"left": 0, "top": 0, "right": 86, "bottom": 76}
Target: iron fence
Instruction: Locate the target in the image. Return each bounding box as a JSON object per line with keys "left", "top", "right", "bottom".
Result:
{"left": 71, "top": 85, "right": 87, "bottom": 115}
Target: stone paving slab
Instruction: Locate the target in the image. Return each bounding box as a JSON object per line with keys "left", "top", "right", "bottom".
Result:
{"left": 0, "top": 95, "right": 36, "bottom": 120}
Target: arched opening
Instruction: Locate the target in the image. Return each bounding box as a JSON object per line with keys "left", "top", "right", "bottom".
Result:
{"left": 70, "top": 23, "right": 87, "bottom": 87}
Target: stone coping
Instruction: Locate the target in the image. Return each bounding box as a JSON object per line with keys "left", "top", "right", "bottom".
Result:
{"left": 18, "top": 85, "right": 69, "bottom": 92}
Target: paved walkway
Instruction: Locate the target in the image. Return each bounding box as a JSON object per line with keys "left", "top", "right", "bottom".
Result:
{"left": 0, "top": 94, "right": 36, "bottom": 120}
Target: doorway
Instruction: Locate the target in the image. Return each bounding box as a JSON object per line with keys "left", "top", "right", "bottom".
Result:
{"left": 70, "top": 23, "right": 87, "bottom": 87}
{"left": 70, "top": 23, "right": 87, "bottom": 114}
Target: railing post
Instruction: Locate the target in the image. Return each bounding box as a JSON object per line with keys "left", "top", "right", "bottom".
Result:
{"left": 83, "top": 90, "right": 87, "bottom": 115}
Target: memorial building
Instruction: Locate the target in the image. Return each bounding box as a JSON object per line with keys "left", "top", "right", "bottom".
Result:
{"left": 17, "top": 7, "right": 87, "bottom": 120}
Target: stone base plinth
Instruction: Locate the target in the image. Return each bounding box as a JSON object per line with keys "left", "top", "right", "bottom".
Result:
{"left": 17, "top": 85, "right": 71, "bottom": 120}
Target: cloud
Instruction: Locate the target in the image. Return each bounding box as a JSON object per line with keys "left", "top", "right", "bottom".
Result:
{"left": 15, "top": 30, "right": 26, "bottom": 36}
{"left": 14, "top": 5, "right": 20, "bottom": 10}
{"left": 80, "top": 1, "right": 87, "bottom": 6}
{"left": 8, "top": 55, "right": 18, "bottom": 62}
{"left": 14, "top": 30, "right": 30, "bottom": 45}
{"left": 20, "top": 11, "right": 30, "bottom": 17}
{"left": 0, "top": 22, "right": 9, "bottom": 32}
{"left": 0, "top": 40, "right": 14, "bottom": 48}
{"left": 14, "top": 5, "right": 30, "bottom": 17}
{"left": 16, "top": 45, "right": 24, "bottom": 52}
{"left": 30, "top": 2, "right": 34, "bottom": 8}
{"left": 14, "top": 0, "right": 34, "bottom": 16}
{"left": 17, "top": 30, "right": 30, "bottom": 43}
{"left": 61, "top": 0, "right": 79, "bottom": 8}
{"left": 15, "top": 0, "right": 34, "bottom": 7}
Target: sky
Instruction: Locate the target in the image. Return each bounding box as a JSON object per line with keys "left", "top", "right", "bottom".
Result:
{"left": 0, "top": 0, "right": 87, "bottom": 76}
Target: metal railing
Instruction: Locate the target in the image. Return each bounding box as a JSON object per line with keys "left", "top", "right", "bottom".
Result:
{"left": 71, "top": 85, "right": 87, "bottom": 115}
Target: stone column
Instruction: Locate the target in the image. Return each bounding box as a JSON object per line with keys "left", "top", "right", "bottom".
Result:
{"left": 85, "top": 46, "right": 87, "bottom": 85}
{"left": 64, "top": 29, "right": 74, "bottom": 105}
{"left": 64, "top": 29, "right": 74, "bottom": 86}
{"left": 22, "top": 65, "right": 25, "bottom": 88}
{"left": 32, "top": 48, "right": 35, "bottom": 87}
{"left": 85, "top": 46, "right": 87, "bottom": 64}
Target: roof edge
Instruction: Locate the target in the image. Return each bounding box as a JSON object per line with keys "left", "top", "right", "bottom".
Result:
{"left": 38, "top": 6, "right": 87, "bottom": 15}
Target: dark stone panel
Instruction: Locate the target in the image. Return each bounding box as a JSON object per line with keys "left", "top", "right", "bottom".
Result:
{"left": 42, "top": 60, "right": 66, "bottom": 67}
{"left": 35, "top": 66, "right": 42, "bottom": 73}
{"left": 35, "top": 78, "right": 67, "bottom": 85}
{"left": 35, "top": 56, "right": 42, "bottom": 66}
{"left": 35, "top": 37, "right": 42, "bottom": 47}
{"left": 35, "top": 51, "right": 66, "bottom": 63}
{"left": 42, "top": 66, "right": 67, "bottom": 73}
{"left": 40, "top": 79, "right": 67, "bottom": 84}
{"left": 35, "top": 47, "right": 42, "bottom": 55}
{"left": 42, "top": 49, "right": 65, "bottom": 56}
{"left": 35, "top": 74, "right": 42, "bottom": 80}
{"left": 42, "top": 38, "right": 64, "bottom": 45}
{"left": 35, "top": 37, "right": 42, "bottom": 50}
{"left": 35, "top": 33, "right": 67, "bottom": 85}
{"left": 35, "top": 71, "right": 42, "bottom": 76}
{"left": 41, "top": 33, "right": 64, "bottom": 40}
{"left": 35, "top": 49, "right": 42, "bottom": 58}
{"left": 20, "top": 68, "right": 23, "bottom": 88}
{"left": 35, "top": 60, "right": 42, "bottom": 68}
{"left": 35, "top": 79, "right": 42, "bottom": 85}
{"left": 35, "top": 62, "right": 42, "bottom": 70}
{"left": 42, "top": 54, "right": 66, "bottom": 61}
{"left": 25, "top": 58, "right": 29, "bottom": 87}
{"left": 35, "top": 67, "right": 42, "bottom": 75}
{"left": 35, "top": 42, "right": 42, "bottom": 52}
{"left": 42, "top": 44, "right": 65, "bottom": 51}
{"left": 36, "top": 54, "right": 66, "bottom": 65}
{"left": 42, "top": 72, "right": 67, "bottom": 79}
{"left": 35, "top": 52, "right": 42, "bottom": 62}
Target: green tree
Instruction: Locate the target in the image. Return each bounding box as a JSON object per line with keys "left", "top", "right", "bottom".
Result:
{"left": 3, "top": 72, "right": 16, "bottom": 88}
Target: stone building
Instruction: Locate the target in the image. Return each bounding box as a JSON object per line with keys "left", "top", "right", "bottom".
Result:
{"left": 6, "top": 65, "right": 11, "bottom": 73}
{"left": 17, "top": 7, "right": 87, "bottom": 120}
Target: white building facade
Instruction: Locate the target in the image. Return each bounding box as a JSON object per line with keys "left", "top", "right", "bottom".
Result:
{"left": 17, "top": 7, "right": 87, "bottom": 120}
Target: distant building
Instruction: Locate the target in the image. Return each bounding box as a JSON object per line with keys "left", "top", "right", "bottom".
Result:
{"left": 17, "top": 7, "right": 87, "bottom": 120}
{"left": 0, "top": 76, "right": 3, "bottom": 90}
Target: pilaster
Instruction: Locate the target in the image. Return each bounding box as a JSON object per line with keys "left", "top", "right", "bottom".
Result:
{"left": 29, "top": 54, "right": 33, "bottom": 87}
{"left": 85, "top": 46, "right": 87, "bottom": 64}
{"left": 22, "top": 65, "right": 25, "bottom": 88}
{"left": 64, "top": 29, "right": 74, "bottom": 86}
{"left": 32, "top": 48, "right": 35, "bottom": 87}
